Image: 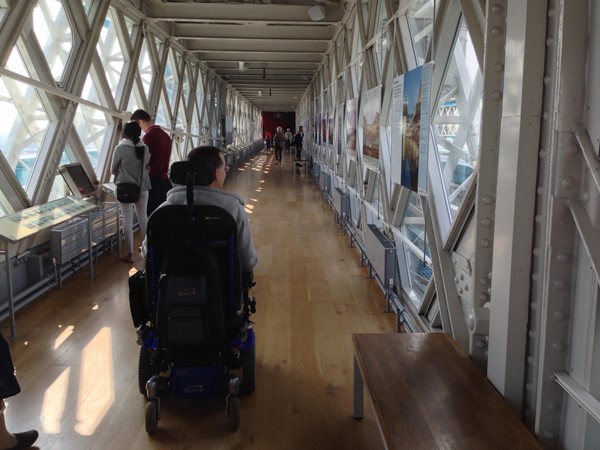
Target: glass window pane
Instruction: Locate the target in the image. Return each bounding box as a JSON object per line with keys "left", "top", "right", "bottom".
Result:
{"left": 82, "top": 1, "right": 91, "bottom": 16}
{"left": 155, "top": 91, "right": 170, "bottom": 130}
{"left": 138, "top": 39, "right": 153, "bottom": 102}
{"left": 125, "top": 15, "right": 138, "bottom": 43}
{"left": 196, "top": 74, "right": 205, "bottom": 124}
{"left": 73, "top": 74, "right": 111, "bottom": 172}
{"left": 0, "top": 4, "right": 7, "bottom": 24}
{"left": 400, "top": 191, "right": 431, "bottom": 304}
{"left": 406, "top": 0, "right": 435, "bottom": 66}
{"left": 164, "top": 49, "right": 177, "bottom": 109}
{"left": 154, "top": 35, "right": 164, "bottom": 58}
{"left": 33, "top": 0, "right": 74, "bottom": 82}
{"left": 0, "top": 49, "right": 50, "bottom": 189}
{"left": 97, "top": 8, "right": 127, "bottom": 99}
{"left": 182, "top": 65, "right": 191, "bottom": 110}
{"left": 432, "top": 19, "right": 482, "bottom": 219}
{"left": 48, "top": 149, "right": 72, "bottom": 201}
{"left": 374, "top": 3, "right": 389, "bottom": 81}
{"left": 127, "top": 84, "right": 145, "bottom": 116}
{"left": 190, "top": 106, "right": 200, "bottom": 147}
{"left": 176, "top": 98, "right": 186, "bottom": 132}
{"left": 0, "top": 187, "right": 12, "bottom": 218}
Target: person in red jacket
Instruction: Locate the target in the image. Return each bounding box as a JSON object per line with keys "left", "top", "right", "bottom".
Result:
{"left": 130, "top": 109, "right": 173, "bottom": 215}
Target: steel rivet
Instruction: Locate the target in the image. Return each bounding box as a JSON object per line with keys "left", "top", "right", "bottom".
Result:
{"left": 491, "top": 4, "right": 503, "bottom": 14}
{"left": 553, "top": 278, "right": 567, "bottom": 290}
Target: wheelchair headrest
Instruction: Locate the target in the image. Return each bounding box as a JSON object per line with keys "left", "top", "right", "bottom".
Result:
{"left": 169, "top": 161, "right": 214, "bottom": 186}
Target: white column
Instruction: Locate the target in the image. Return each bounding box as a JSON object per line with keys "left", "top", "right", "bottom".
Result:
{"left": 486, "top": 0, "right": 547, "bottom": 413}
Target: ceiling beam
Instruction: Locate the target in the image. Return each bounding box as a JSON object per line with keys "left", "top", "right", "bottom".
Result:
{"left": 206, "top": 62, "right": 320, "bottom": 70}
{"left": 173, "top": 23, "right": 336, "bottom": 41}
{"left": 184, "top": 39, "right": 328, "bottom": 53}
{"left": 199, "top": 53, "right": 323, "bottom": 62}
{"left": 144, "top": 3, "right": 345, "bottom": 24}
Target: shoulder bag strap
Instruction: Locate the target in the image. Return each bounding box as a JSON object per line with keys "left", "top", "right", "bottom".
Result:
{"left": 138, "top": 149, "right": 145, "bottom": 187}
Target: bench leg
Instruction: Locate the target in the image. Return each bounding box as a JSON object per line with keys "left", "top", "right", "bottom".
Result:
{"left": 353, "top": 356, "right": 364, "bottom": 419}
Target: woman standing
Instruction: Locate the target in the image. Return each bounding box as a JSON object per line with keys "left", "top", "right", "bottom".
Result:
{"left": 111, "top": 121, "right": 151, "bottom": 263}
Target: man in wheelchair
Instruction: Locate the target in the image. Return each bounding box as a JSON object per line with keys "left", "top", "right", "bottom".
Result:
{"left": 141, "top": 145, "right": 258, "bottom": 273}
{"left": 131, "top": 147, "right": 259, "bottom": 432}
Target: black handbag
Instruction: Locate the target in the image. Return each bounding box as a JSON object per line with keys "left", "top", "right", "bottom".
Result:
{"left": 116, "top": 153, "right": 144, "bottom": 203}
{"left": 116, "top": 183, "right": 141, "bottom": 203}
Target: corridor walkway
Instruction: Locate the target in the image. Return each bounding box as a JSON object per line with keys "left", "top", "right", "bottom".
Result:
{"left": 2, "top": 148, "right": 394, "bottom": 449}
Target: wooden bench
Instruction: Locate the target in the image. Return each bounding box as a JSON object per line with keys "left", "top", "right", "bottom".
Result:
{"left": 353, "top": 333, "right": 541, "bottom": 449}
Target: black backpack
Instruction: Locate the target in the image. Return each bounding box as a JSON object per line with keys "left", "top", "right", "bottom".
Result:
{"left": 157, "top": 242, "right": 224, "bottom": 352}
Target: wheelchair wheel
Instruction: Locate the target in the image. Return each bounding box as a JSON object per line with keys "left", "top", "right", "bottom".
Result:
{"left": 240, "top": 342, "right": 256, "bottom": 395}
{"left": 138, "top": 347, "right": 152, "bottom": 396}
{"left": 145, "top": 400, "right": 159, "bottom": 434}
{"left": 226, "top": 395, "right": 240, "bottom": 431}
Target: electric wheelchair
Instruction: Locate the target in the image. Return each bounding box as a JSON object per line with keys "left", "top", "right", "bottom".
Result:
{"left": 130, "top": 160, "right": 257, "bottom": 434}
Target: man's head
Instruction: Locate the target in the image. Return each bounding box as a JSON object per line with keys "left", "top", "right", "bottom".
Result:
{"left": 299, "top": 126, "right": 304, "bottom": 132}
{"left": 130, "top": 109, "right": 153, "bottom": 132}
{"left": 187, "top": 146, "right": 229, "bottom": 189}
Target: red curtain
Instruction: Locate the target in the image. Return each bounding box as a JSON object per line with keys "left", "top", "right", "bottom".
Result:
{"left": 262, "top": 111, "right": 296, "bottom": 137}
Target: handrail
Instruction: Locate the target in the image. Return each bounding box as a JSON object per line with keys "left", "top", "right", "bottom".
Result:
{"left": 567, "top": 199, "right": 600, "bottom": 284}
{"left": 554, "top": 372, "right": 600, "bottom": 424}
{"left": 573, "top": 123, "right": 600, "bottom": 194}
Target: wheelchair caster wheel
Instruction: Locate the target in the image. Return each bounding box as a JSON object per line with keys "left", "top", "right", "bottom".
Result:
{"left": 145, "top": 399, "right": 160, "bottom": 434}
{"left": 226, "top": 395, "right": 240, "bottom": 431}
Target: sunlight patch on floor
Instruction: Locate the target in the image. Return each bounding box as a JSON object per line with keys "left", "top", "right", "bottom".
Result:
{"left": 41, "top": 367, "right": 70, "bottom": 433}
{"left": 54, "top": 325, "right": 74, "bottom": 349}
{"left": 75, "top": 327, "right": 115, "bottom": 436}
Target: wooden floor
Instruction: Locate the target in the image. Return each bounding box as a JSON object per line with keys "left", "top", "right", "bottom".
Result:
{"left": 1, "top": 149, "right": 394, "bottom": 449}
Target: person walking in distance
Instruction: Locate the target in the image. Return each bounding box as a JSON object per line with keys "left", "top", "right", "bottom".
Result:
{"left": 130, "top": 109, "right": 172, "bottom": 216}
{"left": 284, "top": 127, "right": 293, "bottom": 152}
{"left": 294, "top": 125, "right": 305, "bottom": 160}
{"left": 264, "top": 130, "right": 272, "bottom": 150}
{"left": 273, "top": 126, "right": 285, "bottom": 164}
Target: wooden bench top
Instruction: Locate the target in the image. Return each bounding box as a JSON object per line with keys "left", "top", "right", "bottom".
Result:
{"left": 353, "top": 333, "right": 541, "bottom": 449}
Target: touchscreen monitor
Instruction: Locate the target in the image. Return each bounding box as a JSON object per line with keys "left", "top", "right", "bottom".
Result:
{"left": 59, "top": 163, "right": 97, "bottom": 198}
